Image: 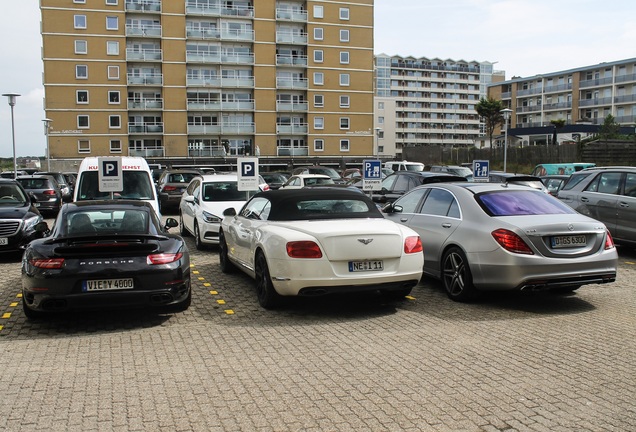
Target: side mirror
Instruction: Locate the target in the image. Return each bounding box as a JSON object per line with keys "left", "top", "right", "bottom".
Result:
{"left": 223, "top": 207, "right": 237, "bottom": 217}
{"left": 34, "top": 221, "right": 49, "bottom": 233}
{"left": 164, "top": 217, "right": 178, "bottom": 230}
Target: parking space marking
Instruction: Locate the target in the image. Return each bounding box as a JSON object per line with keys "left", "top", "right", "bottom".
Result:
{"left": 190, "top": 261, "right": 236, "bottom": 317}
{"left": 2, "top": 312, "right": 11, "bottom": 319}
{"left": 405, "top": 296, "right": 416, "bottom": 300}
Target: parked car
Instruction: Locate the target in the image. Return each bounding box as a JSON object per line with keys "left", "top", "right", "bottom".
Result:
{"left": 179, "top": 173, "right": 259, "bottom": 250}
{"left": 16, "top": 174, "right": 63, "bottom": 216}
{"left": 260, "top": 171, "right": 289, "bottom": 190}
{"left": 291, "top": 165, "right": 345, "bottom": 184}
{"left": 341, "top": 168, "right": 361, "bottom": 179}
{"left": 372, "top": 171, "right": 467, "bottom": 204}
{"left": 428, "top": 165, "right": 473, "bottom": 180}
{"left": 0, "top": 179, "right": 46, "bottom": 254}
{"left": 541, "top": 174, "right": 570, "bottom": 196}
{"left": 384, "top": 161, "right": 425, "bottom": 172}
{"left": 488, "top": 172, "right": 549, "bottom": 193}
{"left": 0, "top": 171, "right": 28, "bottom": 179}
{"left": 383, "top": 182, "right": 618, "bottom": 301}
{"left": 219, "top": 188, "right": 424, "bottom": 309}
{"left": 281, "top": 174, "right": 335, "bottom": 189}
{"left": 36, "top": 171, "right": 73, "bottom": 202}
{"left": 557, "top": 166, "right": 636, "bottom": 247}
{"left": 531, "top": 163, "right": 596, "bottom": 176}
{"left": 156, "top": 169, "right": 202, "bottom": 213}
{"left": 21, "top": 200, "right": 190, "bottom": 319}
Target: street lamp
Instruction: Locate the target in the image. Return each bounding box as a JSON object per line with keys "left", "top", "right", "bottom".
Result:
{"left": 500, "top": 108, "right": 512, "bottom": 173}
{"left": 42, "top": 118, "right": 53, "bottom": 171}
{"left": 2, "top": 93, "right": 20, "bottom": 179}
{"left": 374, "top": 127, "right": 382, "bottom": 156}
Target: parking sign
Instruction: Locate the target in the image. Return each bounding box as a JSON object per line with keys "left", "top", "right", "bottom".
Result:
{"left": 97, "top": 157, "right": 123, "bottom": 192}
{"left": 362, "top": 159, "right": 382, "bottom": 191}
{"left": 473, "top": 160, "right": 490, "bottom": 182}
{"left": 238, "top": 157, "right": 259, "bottom": 191}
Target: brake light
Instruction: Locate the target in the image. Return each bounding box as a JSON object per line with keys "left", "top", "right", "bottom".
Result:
{"left": 30, "top": 258, "right": 65, "bottom": 269}
{"left": 43, "top": 190, "right": 56, "bottom": 196}
{"left": 163, "top": 185, "right": 178, "bottom": 191}
{"left": 286, "top": 241, "right": 322, "bottom": 258}
{"left": 491, "top": 229, "right": 534, "bottom": 254}
{"left": 147, "top": 253, "right": 183, "bottom": 265}
{"left": 605, "top": 230, "right": 615, "bottom": 250}
{"left": 261, "top": 184, "right": 270, "bottom": 191}
{"left": 404, "top": 236, "right": 423, "bottom": 254}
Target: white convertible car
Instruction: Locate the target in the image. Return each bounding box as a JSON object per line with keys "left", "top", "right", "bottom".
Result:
{"left": 219, "top": 188, "right": 424, "bottom": 308}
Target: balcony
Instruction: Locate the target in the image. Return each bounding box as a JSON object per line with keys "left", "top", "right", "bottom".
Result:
{"left": 221, "top": 28, "right": 255, "bottom": 42}
{"left": 186, "top": 99, "right": 255, "bottom": 110}
{"left": 515, "top": 105, "right": 542, "bottom": 113}
{"left": 186, "top": 28, "right": 221, "bottom": 39}
{"left": 127, "top": 73, "right": 163, "bottom": 85}
{"left": 276, "top": 77, "right": 308, "bottom": 89}
{"left": 543, "top": 83, "right": 572, "bottom": 93}
{"left": 276, "top": 31, "right": 308, "bottom": 45}
{"left": 187, "top": 75, "right": 255, "bottom": 88}
{"left": 126, "top": 24, "right": 162, "bottom": 38}
{"left": 615, "top": 94, "right": 636, "bottom": 104}
{"left": 221, "top": 52, "right": 254, "bottom": 64}
{"left": 277, "top": 146, "right": 308, "bottom": 156}
{"left": 126, "top": 48, "right": 162, "bottom": 61}
{"left": 187, "top": 122, "right": 255, "bottom": 134}
{"left": 129, "top": 147, "right": 165, "bottom": 157}
{"left": 128, "top": 122, "right": 164, "bottom": 134}
{"left": 578, "top": 97, "right": 613, "bottom": 107}
{"left": 276, "top": 124, "right": 308, "bottom": 134}
{"left": 275, "top": 8, "right": 308, "bottom": 22}
{"left": 186, "top": 1, "right": 254, "bottom": 17}
{"left": 186, "top": 51, "right": 221, "bottom": 63}
{"left": 125, "top": 0, "right": 161, "bottom": 13}
{"left": 516, "top": 87, "right": 543, "bottom": 96}
{"left": 276, "top": 101, "right": 308, "bottom": 112}
{"left": 276, "top": 55, "right": 307, "bottom": 67}
{"left": 542, "top": 101, "right": 572, "bottom": 111}
{"left": 614, "top": 73, "right": 636, "bottom": 83}
{"left": 127, "top": 98, "right": 164, "bottom": 110}
{"left": 188, "top": 146, "right": 228, "bottom": 157}
{"left": 579, "top": 76, "right": 614, "bottom": 88}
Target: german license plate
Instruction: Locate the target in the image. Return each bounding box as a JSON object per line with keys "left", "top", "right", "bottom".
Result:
{"left": 0, "top": 238, "right": 7, "bottom": 245}
{"left": 552, "top": 235, "right": 587, "bottom": 248}
{"left": 349, "top": 260, "right": 383, "bottom": 272}
{"left": 82, "top": 278, "right": 134, "bottom": 292}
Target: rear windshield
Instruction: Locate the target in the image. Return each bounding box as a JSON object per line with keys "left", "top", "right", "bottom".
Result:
{"left": 76, "top": 171, "right": 154, "bottom": 200}
{"left": 268, "top": 197, "right": 382, "bottom": 221}
{"left": 202, "top": 181, "right": 256, "bottom": 202}
{"left": 168, "top": 173, "right": 198, "bottom": 183}
{"left": 477, "top": 190, "right": 576, "bottom": 216}
{"left": 17, "top": 178, "right": 52, "bottom": 190}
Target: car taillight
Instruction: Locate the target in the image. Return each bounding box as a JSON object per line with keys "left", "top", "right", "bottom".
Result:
{"left": 286, "top": 241, "right": 322, "bottom": 258}
{"left": 163, "top": 185, "right": 178, "bottom": 191}
{"left": 605, "top": 230, "right": 615, "bottom": 250}
{"left": 30, "top": 258, "right": 65, "bottom": 269}
{"left": 491, "top": 229, "right": 534, "bottom": 255}
{"left": 261, "top": 184, "right": 270, "bottom": 191}
{"left": 404, "top": 236, "right": 423, "bottom": 254}
{"left": 147, "top": 253, "right": 183, "bottom": 265}
{"left": 43, "top": 190, "right": 56, "bottom": 196}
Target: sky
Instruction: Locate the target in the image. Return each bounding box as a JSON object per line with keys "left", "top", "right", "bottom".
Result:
{"left": 1, "top": 0, "right": 635, "bottom": 158}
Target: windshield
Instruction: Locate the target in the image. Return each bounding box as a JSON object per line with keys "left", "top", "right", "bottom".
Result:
{"left": 477, "top": 190, "right": 577, "bottom": 216}
{"left": 202, "top": 181, "right": 257, "bottom": 201}
{"left": 0, "top": 184, "right": 28, "bottom": 204}
{"left": 76, "top": 171, "right": 155, "bottom": 200}
{"left": 65, "top": 209, "right": 149, "bottom": 235}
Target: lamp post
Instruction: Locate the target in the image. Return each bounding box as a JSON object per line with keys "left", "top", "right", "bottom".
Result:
{"left": 42, "top": 118, "right": 53, "bottom": 171}
{"left": 500, "top": 108, "right": 512, "bottom": 173}
{"left": 2, "top": 93, "right": 20, "bottom": 179}
{"left": 374, "top": 127, "right": 381, "bottom": 156}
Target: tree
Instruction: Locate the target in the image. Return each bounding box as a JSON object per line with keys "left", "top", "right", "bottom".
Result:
{"left": 598, "top": 114, "right": 621, "bottom": 140}
{"left": 475, "top": 97, "right": 505, "bottom": 149}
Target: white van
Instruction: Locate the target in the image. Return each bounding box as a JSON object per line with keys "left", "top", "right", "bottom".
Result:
{"left": 73, "top": 157, "right": 161, "bottom": 216}
{"left": 384, "top": 160, "right": 425, "bottom": 172}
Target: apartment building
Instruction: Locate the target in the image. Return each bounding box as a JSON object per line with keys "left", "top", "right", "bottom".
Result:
{"left": 373, "top": 54, "right": 503, "bottom": 158}
{"left": 40, "top": 0, "right": 374, "bottom": 164}
{"left": 487, "top": 57, "right": 636, "bottom": 146}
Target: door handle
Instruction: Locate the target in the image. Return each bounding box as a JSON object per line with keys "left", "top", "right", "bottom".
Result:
{"left": 442, "top": 223, "right": 452, "bottom": 228}
{"left": 581, "top": 197, "right": 589, "bottom": 202}
{"left": 400, "top": 218, "right": 409, "bottom": 222}
{"left": 619, "top": 202, "right": 630, "bottom": 208}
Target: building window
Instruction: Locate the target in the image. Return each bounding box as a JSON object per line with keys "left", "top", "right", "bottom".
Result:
{"left": 76, "top": 65, "right": 88, "bottom": 79}
{"left": 340, "top": 139, "right": 350, "bottom": 151}
{"left": 339, "top": 73, "right": 350, "bottom": 86}
{"left": 378, "top": 102, "right": 384, "bottom": 109}
{"left": 110, "top": 139, "right": 122, "bottom": 153}
{"left": 78, "top": 139, "right": 91, "bottom": 153}
{"left": 339, "top": 8, "right": 350, "bottom": 20}
{"left": 378, "top": 116, "right": 384, "bottom": 124}
{"left": 314, "top": 94, "right": 324, "bottom": 108}
{"left": 106, "top": 0, "right": 118, "bottom": 4}
{"left": 378, "top": 131, "right": 384, "bottom": 139}
{"left": 77, "top": 115, "right": 90, "bottom": 129}
{"left": 76, "top": 90, "right": 89, "bottom": 104}
{"left": 106, "top": 16, "right": 118, "bottom": 30}
{"left": 314, "top": 72, "right": 324, "bottom": 86}
{"left": 314, "top": 5, "right": 324, "bottom": 18}
{"left": 109, "top": 115, "right": 121, "bottom": 128}
{"left": 340, "top": 30, "right": 350, "bottom": 42}
{"left": 340, "top": 118, "right": 350, "bottom": 129}
{"left": 314, "top": 117, "right": 324, "bottom": 129}
{"left": 108, "top": 65, "right": 119, "bottom": 80}
{"left": 74, "top": 15, "right": 87, "bottom": 29}
{"left": 340, "top": 51, "right": 349, "bottom": 64}
{"left": 74, "top": 0, "right": 86, "bottom": 3}
{"left": 314, "top": 139, "right": 324, "bottom": 152}
{"left": 314, "top": 28, "right": 323, "bottom": 41}
{"left": 108, "top": 91, "right": 120, "bottom": 104}
{"left": 339, "top": 95, "right": 350, "bottom": 108}
{"left": 107, "top": 41, "right": 119, "bottom": 55}
{"left": 75, "top": 40, "right": 87, "bottom": 54}
{"left": 314, "top": 50, "right": 323, "bottom": 63}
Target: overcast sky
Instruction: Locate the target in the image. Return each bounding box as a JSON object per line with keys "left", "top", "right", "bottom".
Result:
{"left": 1, "top": 0, "right": 635, "bottom": 158}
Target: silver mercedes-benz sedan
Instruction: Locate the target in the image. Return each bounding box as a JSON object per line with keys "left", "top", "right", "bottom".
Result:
{"left": 383, "top": 182, "right": 618, "bottom": 301}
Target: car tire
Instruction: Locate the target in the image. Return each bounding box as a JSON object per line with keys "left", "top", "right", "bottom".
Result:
{"left": 179, "top": 212, "right": 190, "bottom": 237}
{"left": 194, "top": 222, "right": 205, "bottom": 250}
{"left": 254, "top": 252, "right": 281, "bottom": 309}
{"left": 22, "top": 298, "right": 44, "bottom": 320}
{"left": 380, "top": 287, "right": 412, "bottom": 301}
{"left": 219, "top": 230, "right": 236, "bottom": 274}
{"left": 442, "top": 247, "right": 477, "bottom": 302}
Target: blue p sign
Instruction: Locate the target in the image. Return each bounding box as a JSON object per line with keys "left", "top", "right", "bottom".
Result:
{"left": 241, "top": 161, "right": 256, "bottom": 177}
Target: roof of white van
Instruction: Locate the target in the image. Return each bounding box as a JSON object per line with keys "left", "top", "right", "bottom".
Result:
{"left": 78, "top": 156, "right": 150, "bottom": 170}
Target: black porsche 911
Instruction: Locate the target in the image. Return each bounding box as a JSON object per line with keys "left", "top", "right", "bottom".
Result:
{"left": 21, "top": 200, "right": 191, "bottom": 319}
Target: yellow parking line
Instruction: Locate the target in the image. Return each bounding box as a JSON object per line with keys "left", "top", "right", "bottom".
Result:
{"left": 225, "top": 310, "right": 235, "bottom": 315}
{"left": 9, "top": 302, "right": 18, "bottom": 307}
{"left": 405, "top": 296, "right": 416, "bottom": 300}
{"left": 216, "top": 300, "right": 226, "bottom": 305}
{"left": 203, "top": 282, "right": 211, "bottom": 287}
{"left": 198, "top": 277, "right": 205, "bottom": 281}
{"left": 0, "top": 325, "right": 3, "bottom": 331}
{"left": 209, "top": 291, "right": 218, "bottom": 295}
{"left": 2, "top": 313, "right": 11, "bottom": 319}
{"left": 625, "top": 261, "right": 635, "bottom": 265}
{"left": 16, "top": 293, "right": 22, "bottom": 298}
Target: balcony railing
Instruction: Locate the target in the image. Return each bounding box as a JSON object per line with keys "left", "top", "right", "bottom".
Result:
{"left": 221, "top": 52, "right": 254, "bottom": 64}
{"left": 186, "top": 76, "right": 255, "bottom": 87}
{"left": 516, "top": 87, "right": 543, "bottom": 96}
{"left": 221, "top": 28, "right": 255, "bottom": 41}
{"left": 126, "top": 24, "right": 162, "bottom": 37}
{"left": 186, "top": 99, "right": 255, "bottom": 110}
{"left": 579, "top": 76, "right": 614, "bottom": 88}
{"left": 275, "top": 8, "right": 308, "bottom": 21}
{"left": 128, "top": 122, "right": 164, "bottom": 134}
{"left": 276, "top": 101, "right": 308, "bottom": 112}
{"left": 188, "top": 146, "right": 228, "bottom": 157}
{"left": 615, "top": 73, "right": 636, "bottom": 83}
{"left": 276, "top": 77, "right": 308, "bottom": 89}
{"left": 127, "top": 73, "right": 163, "bottom": 85}
{"left": 543, "top": 83, "right": 572, "bottom": 93}
{"left": 127, "top": 98, "right": 164, "bottom": 110}
{"left": 276, "top": 124, "right": 308, "bottom": 134}
{"left": 579, "top": 97, "right": 613, "bottom": 107}
{"left": 129, "top": 147, "right": 165, "bottom": 157}
{"left": 515, "top": 105, "right": 542, "bottom": 113}
{"left": 186, "top": 2, "right": 254, "bottom": 17}
{"left": 615, "top": 94, "right": 636, "bottom": 104}
{"left": 542, "top": 101, "right": 572, "bottom": 110}
{"left": 277, "top": 146, "right": 308, "bottom": 156}
{"left": 276, "top": 32, "right": 308, "bottom": 44}
{"left": 186, "top": 28, "right": 221, "bottom": 39}
{"left": 126, "top": 48, "right": 162, "bottom": 61}
{"left": 187, "top": 122, "right": 255, "bottom": 134}
{"left": 186, "top": 51, "right": 221, "bottom": 63}
{"left": 276, "top": 55, "right": 307, "bottom": 67}
{"left": 125, "top": 0, "right": 161, "bottom": 13}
